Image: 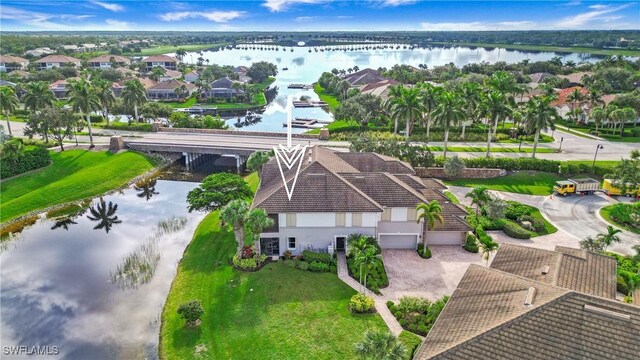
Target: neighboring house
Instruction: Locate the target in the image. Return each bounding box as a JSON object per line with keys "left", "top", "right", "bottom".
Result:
{"left": 414, "top": 245, "right": 638, "bottom": 360}
{"left": 343, "top": 68, "right": 386, "bottom": 87}
{"left": 62, "top": 45, "right": 79, "bottom": 52}
{"left": 184, "top": 70, "right": 199, "bottom": 83}
{"left": 0, "top": 55, "right": 29, "bottom": 72}
{"left": 158, "top": 69, "right": 182, "bottom": 82}
{"left": 115, "top": 67, "right": 137, "bottom": 77}
{"left": 529, "top": 72, "right": 553, "bottom": 84}
{"left": 49, "top": 78, "right": 77, "bottom": 99}
{"left": 112, "top": 77, "right": 157, "bottom": 97}
{"left": 24, "top": 47, "right": 54, "bottom": 57}
{"left": 146, "top": 79, "right": 195, "bottom": 100}
{"left": 202, "top": 77, "right": 244, "bottom": 99}
{"left": 34, "top": 55, "right": 81, "bottom": 70}
{"left": 233, "top": 66, "right": 252, "bottom": 83}
{"left": 81, "top": 43, "right": 98, "bottom": 52}
{"left": 142, "top": 55, "right": 178, "bottom": 71}
{"left": 252, "top": 146, "right": 470, "bottom": 256}
{"left": 558, "top": 71, "right": 593, "bottom": 87}
{"left": 87, "top": 55, "right": 131, "bottom": 69}
{"left": 360, "top": 79, "right": 400, "bottom": 100}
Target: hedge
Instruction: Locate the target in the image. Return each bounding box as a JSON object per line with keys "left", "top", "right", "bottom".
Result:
{"left": 302, "top": 250, "right": 332, "bottom": 264}
{"left": 1, "top": 145, "right": 50, "bottom": 178}
{"left": 346, "top": 256, "right": 389, "bottom": 293}
{"left": 463, "top": 234, "right": 479, "bottom": 253}
{"left": 502, "top": 221, "right": 532, "bottom": 239}
{"left": 398, "top": 331, "right": 422, "bottom": 359}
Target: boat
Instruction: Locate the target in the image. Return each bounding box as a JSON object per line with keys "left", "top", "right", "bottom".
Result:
{"left": 282, "top": 67, "right": 289, "bottom": 71}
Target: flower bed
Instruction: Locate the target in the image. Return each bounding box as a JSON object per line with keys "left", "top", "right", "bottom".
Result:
{"left": 387, "top": 295, "right": 449, "bottom": 336}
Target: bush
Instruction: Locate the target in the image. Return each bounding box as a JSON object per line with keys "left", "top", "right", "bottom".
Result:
{"left": 0, "top": 142, "right": 51, "bottom": 178}
{"left": 89, "top": 114, "right": 104, "bottom": 123}
{"left": 349, "top": 293, "right": 375, "bottom": 313}
{"left": 302, "top": 250, "right": 331, "bottom": 264}
{"left": 283, "top": 259, "right": 296, "bottom": 268}
{"left": 283, "top": 250, "right": 293, "bottom": 259}
{"left": 518, "top": 215, "right": 545, "bottom": 233}
{"left": 476, "top": 226, "right": 494, "bottom": 245}
{"left": 617, "top": 274, "right": 630, "bottom": 295}
{"left": 101, "top": 123, "right": 152, "bottom": 132}
{"left": 295, "top": 260, "right": 310, "bottom": 271}
{"left": 398, "top": 331, "right": 422, "bottom": 359}
{"left": 464, "top": 234, "right": 479, "bottom": 253}
{"left": 346, "top": 254, "right": 388, "bottom": 293}
{"left": 462, "top": 157, "right": 560, "bottom": 173}
{"left": 502, "top": 221, "right": 532, "bottom": 239}
{"left": 309, "top": 261, "right": 330, "bottom": 272}
{"left": 416, "top": 244, "right": 431, "bottom": 259}
{"left": 177, "top": 300, "right": 203, "bottom": 327}
{"left": 388, "top": 295, "right": 449, "bottom": 336}
{"left": 396, "top": 297, "right": 431, "bottom": 320}
{"left": 504, "top": 201, "right": 533, "bottom": 221}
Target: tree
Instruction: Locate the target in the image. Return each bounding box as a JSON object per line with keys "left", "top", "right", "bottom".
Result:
{"left": 525, "top": 96, "right": 557, "bottom": 158}
{"left": 353, "top": 245, "right": 382, "bottom": 292}
{"left": 87, "top": 197, "right": 122, "bottom": 233}
{"left": 607, "top": 150, "right": 640, "bottom": 195}
{"left": 579, "top": 236, "right": 606, "bottom": 253}
{"left": 596, "top": 225, "right": 623, "bottom": 247}
{"left": 354, "top": 330, "right": 406, "bottom": 360}
{"left": 177, "top": 300, "right": 203, "bottom": 327}
{"left": 566, "top": 88, "right": 585, "bottom": 123}
{"left": 67, "top": 77, "right": 100, "bottom": 148}
{"left": 479, "top": 239, "right": 499, "bottom": 265}
{"left": 23, "top": 81, "right": 56, "bottom": 112}
{"left": 220, "top": 200, "right": 250, "bottom": 257}
{"left": 93, "top": 78, "right": 115, "bottom": 125}
{"left": 30, "top": 107, "right": 75, "bottom": 151}
{"left": 480, "top": 91, "right": 510, "bottom": 157}
{"left": 466, "top": 186, "right": 490, "bottom": 217}
{"left": 0, "top": 86, "right": 19, "bottom": 136}
{"left": 149, "top": 66, "right": 167, "bottom": 81}
{"left": 140, "top": 102, "right": 173, "bottom": 121}
{"left": 347, "top": 235, "right": 372, "bottom": 287}
{"left": 389, "top": 86, "right": 422, "bottom": 139}
{"left": 244, "top": 208, "right": 274, "bottom": 255}
{"left": 416, "top": 200, "right": 444, "bottom": 256}
{"left": 187, "top": 172, "right": 253, "bottom": 212}
{"left": 175, "top": 48, "right": 187, "bottom": 62}
{"left": 485, "top": 198, "right": 507, "bottom": 220}
{"left": 443, "top": 155, "right": 465, "bottom": 178}
{"left": 122, "top": 79, "right": 147, "bottom": 122}
{"left": 246, "top": 151, "right": 272, "bottom": 175}
{"left": 247, "top": 61, "right": 277, "bottom": 84}
{"left": 619, "top": 271, "right": 640, "bottom": 303}
{"left": 590, "top": 106, "right": 605, "bottom": 135}
{"left": 383, "top": 85, "right": 404, "bottom": 133}
{"left": 432, "top": 90, "right": 465, "bottom": 158}
{"left": 609, "top": 107, "right": 636, "bottom": 137}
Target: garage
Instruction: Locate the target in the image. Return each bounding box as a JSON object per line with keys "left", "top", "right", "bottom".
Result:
{"left": 425, "top": 231, "right": 463, "bottom": 245}
{"left": 379, "top": 234, "right": 418, "bottom": 249}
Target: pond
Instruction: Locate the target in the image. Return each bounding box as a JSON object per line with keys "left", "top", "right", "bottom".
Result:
{"left": 170, "top": 44, "right": 606, "bottom": 133}
{"left": 0, "top": 180, "right": 204, "bottom": 359}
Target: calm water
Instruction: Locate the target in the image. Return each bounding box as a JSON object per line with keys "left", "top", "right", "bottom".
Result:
{"left": 0, "top": 180, "right": 203, "bottom": 359}
{"left": 170, "top": 45, "right": 605, "bottom": 132}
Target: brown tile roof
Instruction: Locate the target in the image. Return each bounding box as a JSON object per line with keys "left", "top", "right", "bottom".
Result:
{"left": 416, "top": 265, "right": 640, "bottom": 360}
{"left": 490, "top": 244, "right": 617, "bottom": 299}
{"left": 340, "top": 173, "right": 426, "bottom": 207}
{"left": 558, "top": 71, "right": 593, "bottom": 84}
{"left": 35, "top": 55, "right": 81, "bottom": 63}
{"left": 421, "top": 178, "right": 447, "bottom": 190}
{"left": 360, "top": 79, "right": 400, "bottom": 92}
{"left": 147, "top": 79, "right": 190, "bottom": 91}
{"left": 335, "top": 152, "right": 414, "bottom": 174}
{"left": 142, "top": 55, "right": 177, "bottom": 63}
{"left": 0, "top": 55, "right": 28, "bottom": 63}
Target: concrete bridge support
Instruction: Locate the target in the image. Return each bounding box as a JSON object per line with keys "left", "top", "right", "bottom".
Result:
{"left": 235, "top": 154, "right": 249, "bottom": 173}
{"left": 183, "top": 152, "right": 211, "bottom": 171}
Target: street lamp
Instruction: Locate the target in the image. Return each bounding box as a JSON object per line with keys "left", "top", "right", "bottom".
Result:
{"left": 592, "top": 144, "right": 604, "bottom": 173}
{"left": 559, "top": 136, "right": 564, "bottom": 152}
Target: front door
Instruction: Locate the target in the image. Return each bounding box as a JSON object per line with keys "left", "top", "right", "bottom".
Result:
{"left": 335, "top": 236, "right": 346, "bottom": 251}
{"left": 260, "top": 238, "right": 280, "bottom": 256}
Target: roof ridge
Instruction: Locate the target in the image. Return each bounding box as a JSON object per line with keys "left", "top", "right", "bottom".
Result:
{"left": 384, "top": 173, "right": 427, "bottom": 202}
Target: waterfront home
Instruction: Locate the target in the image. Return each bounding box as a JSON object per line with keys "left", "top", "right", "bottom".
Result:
{"left": 343, "top": 68, "right": 386, "bottom": 87}
{"left": 252, "top": 146, "right": 470, "bottom": 256}
{"left": 529, "top": 72, "right": 554, "bottom": 84}
{"left": 558, "top": 72, "right": 593, "bottom": 87}
{"left": 87, "top": 55, "right": 131, "bottom": 69}
{"left": 158, "top": 69, "right": 182, "bottom": 82}
{"left": 24, "top": 47, "right": 54, "bottom": 57}
{"left": 202, "top": 77, "right": 244, "bottom": 99}
{"left": 146, "top": 79, "right": 195, "bottom": 100}
{"left": 0, "top": 55, "right": 29, "bottom": 72}
{"left": 49, "top": 78, "right": 77, "bottom": 99}
{"left": 184, "top": 70, "right": 199, "bottom": 83}
{"left": 34, "top": 55, "right": 81, "bottom": 70}
{"left": 360, "top": 79, "right": 400, "bottom": 100}
{"left": 112, "top": 77, "right": 157, "bottom": 97}
{"left": 142, "top": 55, "right": 178, "bottom": 71}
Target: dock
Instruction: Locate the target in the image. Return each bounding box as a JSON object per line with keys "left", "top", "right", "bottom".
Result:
{"left": 284, "top": 118, "right": 332, "bottom": 129}
{"left": 287, "top": 84, "right": 313, "bottom": 89}
{"left": 292, "top": 100, "right": 329, "bottom": 108}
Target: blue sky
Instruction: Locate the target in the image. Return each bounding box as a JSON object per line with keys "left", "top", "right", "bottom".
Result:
{"left": 0, "top": 1, "right": 638, "bottom": 31}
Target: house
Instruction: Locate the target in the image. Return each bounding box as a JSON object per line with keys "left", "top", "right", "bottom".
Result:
{"left": 34, "top": 55, "right": 81, "bottom": 70}
{"left": 184, "top": 70, "right": 199, "bottom": 83}
{"left": 81, "top": 43, "right": 98, "bottom": 52}
{"left": 251, "top": 146, "right": 470, "bottom": 256}
{"left": 7, "top": 70, "right": 29, "bottom": 79}
{"left": 558, "top": 71, "right": 593, "bottom": 87}
{"left": 24, "top": 47, "right": 54, "bottom": 57}
{"left": 146, "top": 79, "right": 195, "bottom": 100}
{"left": 0, "top": 55, "right": 29, "bottom": 72}
{"left": 142, "top": 55, "right": 178, "bottom": 71}
{"left": 343, "top": 68, "right": 386, "bottom": 87}
{"left": 115, "top": 67, "right": 137, "bottom": 77}
{"left": 62, "top": 45, "right": 80, "bottom": 52}
{"left": 413, "top": 245, "right": 639, "bottom": 360}
{"left": 360, "top": 79, "right": 400, "bottom": 100}
{"left": 49, "top": 78, "right": 77, "bottom": 99}
{"left": 202, "top": 77, "right": 244, "bottom": 99}
{"left": 158, "top": 69, "right": 182, "bottom": 82}
{"left": 112, "top": 77, "right": 157, "bottom": 97}
{"left": 528, "top": 72, "right": 553, "bottom": 84}
{"left": 87, "top": 55, "right": 131, "bottom": 69}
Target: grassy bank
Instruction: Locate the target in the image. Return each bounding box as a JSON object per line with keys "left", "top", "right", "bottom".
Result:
{"left": 131, "top": 43, "right": 229, "bottom": 56}
{"left": 429, "top": 41, "right": 640, "bottom": 57}
{"left": 446, "top": 171, "right": 563, "bottom": 196}
{"left": 600, "top": 205, "right": 640, "bottom": 235}
{"left": 313, "top": 83, "right": 340, "bottom": 110}
{"left": 0, "top": 150, "right": 156, "bottom": 223}
{"left": 428, "top": 145, "right": 554, "bottom": 153}
{"left": 160, "top": 173, "right": 386, "bottom": 359}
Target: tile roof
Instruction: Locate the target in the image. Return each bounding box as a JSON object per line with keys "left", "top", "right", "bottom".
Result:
{"left": 0, "top": 55, "right": 28, "bottom": 63}
{"left": 142, "top": 55, "right": 177, "bottom": 63}
{"left": 335, "top": 152, "right": 414, "bottom": 174}
{"left": 490, "top": 244, "right": 617, "bottom": 299}
{"left": 551, "top": 86, "right": 588, "bottom": 107}
{"left": 147, "top": 79, "right": 192, "bottom": 91}
{"left": 340, "top": 173, "right": 427, "bottom": 208}
{"left": 558, "top": 71, "right": 593, "bottom": 84}
{"left": 88, "top": 55, "right": 130, "bottom": 64}
{"left": 421, "top": 178, "right": 447, "bottom": 190}
{"left": 416, "top": 265, "right": 640, "bottom": 360}
{"left": 35, "top": 55, "right": 81, "bottom": 63}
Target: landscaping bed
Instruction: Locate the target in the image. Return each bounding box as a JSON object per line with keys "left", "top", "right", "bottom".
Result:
{"left": 346, "top": 236, "right": 389, "bottom": 294}
{"left": 282, "top": 249, "right": 338, "bottom": 273}
{"left": 605, "top": 251, "right": 640, "bottom": 303}
{"left": 387, "top": 296, "right": 449, "bottom": 336}
{"left": 600, "top": 203, "right": 640, "bottom": 234}
{"left": 468, "top": 201, "right": 557, "bottom": 239}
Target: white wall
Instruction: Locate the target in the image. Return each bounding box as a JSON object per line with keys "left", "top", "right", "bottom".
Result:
{"left": 280, "top": 212, "right": 379, "bottom": 228}
{"left": 391, "top": 207, "right": 408, "bottom": 222}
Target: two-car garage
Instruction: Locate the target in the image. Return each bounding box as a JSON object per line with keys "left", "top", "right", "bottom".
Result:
{"left": 378, "top": 231, "right": 463, "bottom": 249}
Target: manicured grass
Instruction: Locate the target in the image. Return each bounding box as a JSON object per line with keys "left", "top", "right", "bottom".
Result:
{"left": 131, "top": 43, "right": 229, "bottom": 56}
{"left": 398, "top": 331, "right": 422, "bottom": 359}
{"left": 313, "top": 83, "right": 340, "bottom": 110}
{"left": 199, "top": 77, "right": 275, "bottom": 110}
{"left": 443, "top": 191, "right": 460, "bottom": 204}
{"left": 600, "top": 205, "right": 640, "bottom": 235}
{"left": 164, "top": 97, "right": 197, "bottom": 108}
{"left": 0, "top": 150, "right": 156, "bottom": 223}
{"left": 429, "top": 41, "right": 640, "bottom": 56}
{"left": 529, "top": 208, "right": 558, "bottom": 236}
{"left": 446, "top": 171, "right": 564, "bottom": 195}
{"left": 160, "top": 210, "right": 386, "bottom": 359}
{"left": 428, "top": 145, "right": 554, "bottom": 153}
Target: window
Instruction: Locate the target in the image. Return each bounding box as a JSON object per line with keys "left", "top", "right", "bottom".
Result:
{"left": 286, "top": 213, "right": 297, "bottom": 227}
{"left": 336, "top": 212, "right": 346, "bottom": 227}
{"left": 407, "top": 208, "right": 417, "bottom": 221}
{"left": 288, "top": 237, "right": 296, "bottom": 250}
{"left": 352, "top": 212, "right": 362, "bottom": 227}
{"left": 381, "top": 208, "right": 392, "bottom": 221}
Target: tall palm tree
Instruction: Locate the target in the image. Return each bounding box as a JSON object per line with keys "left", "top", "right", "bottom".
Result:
{"left": 416, "top": 200, "right": 444, "bottom": 256}
{"left": 67, "top": 77, "right": 100, "bottom": 148}
{"left": 432, "top": 90, "right": 465, "bottom": 158}
{"left": 175, "top": 48, "right": 187, "bottom": 62}
{"left": 220, "top": 199, "right": 250, "bottom": 257}
{"left": 590, "top": 106, "right": 605, "bottom": 135}
{"left": 347, "top": 235, "right": 370, "bottom": 286}
{"left": 417, "top": 82, "right": 442, "bottom": 139}
{"left": 87, "top": 197, "right": 122, "bottom": 233}
{"left": 390, "top": 86, "right": 423, "bottom": 139}
{"left": 566, "top": 88, "right": 585, "bottom": 123}
{"left": 246, "top": 151, "right": 272, "bottom": 177}
{"left": 481, "top": 91, "right": 511, "bottom": 157}
{"left": 149, "top": 66, "right": 166, "bottom": 81}
{"left": 93, "top": 78, "right": 115, "bottom": 125}
{"left": 384, "top": 85, "right": 404, "bottom": 134}
{"left": 353, "top": 245, "right": 382, "bottom": 292}
{"left": 459, "top": 82, "right": 482, "bottom": 139}
{"left": 122, "top": 79, "right": 147, "bottom": 122}
{"left": 597, "top": 225, "right": 623, "bottom": 247}
{"left": 525, "top": 96, "right": 558, "bottom": 158}
{"left": 0, "top": 86, "right": 19, "bottom": 136}
{"left": 23, "top": 81, "right": 56, "bottom": 112}
{"left": 465, "top": 186, "right": 490, "bottom": 217}
{"left": 354, "top": 330, "right": 406, "bottom": 360}
{"left": 244, "top": 208, "right": 274, "bottom": 255}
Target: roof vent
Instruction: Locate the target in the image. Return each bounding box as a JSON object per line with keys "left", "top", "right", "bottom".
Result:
{"left": 524, "top": 287, "right": 537, "bottom": 306}
{"left": 542, "top": 265, "right": 550, "bottom": 275}
{"left": 584, "top": 305, "right": 631, "bottom": 321}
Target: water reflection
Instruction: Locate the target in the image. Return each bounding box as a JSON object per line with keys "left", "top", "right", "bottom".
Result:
{"left": 51, "top": 217, "right": 78, "bottom": 231}
{"left": 87, "top": 197, "right": 122, "bottom": 234}
{"left": 134, "top": 179, "right": 160, "bottom": 201}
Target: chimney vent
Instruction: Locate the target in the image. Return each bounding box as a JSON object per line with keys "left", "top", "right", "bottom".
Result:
{"left": 542, "top": 265, "right": 550, "bottom": 275}
{"left": 524, "top": 287, "right": 537, "bottom": 306}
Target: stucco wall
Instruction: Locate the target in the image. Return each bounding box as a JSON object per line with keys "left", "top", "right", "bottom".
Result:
{"left": 261, "top": 227, "right": 377, "bottom": 255}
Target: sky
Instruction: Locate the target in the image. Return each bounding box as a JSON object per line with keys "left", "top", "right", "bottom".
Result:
{"left": 0, "top": 0, "right": 638, "bottom": 32}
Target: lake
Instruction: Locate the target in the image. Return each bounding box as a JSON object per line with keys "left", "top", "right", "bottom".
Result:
{"left": 170, "top": 44, "right": 606, "bottom": 133}
{"left": 0, "top": 180, "right": 203, "bottom": 360}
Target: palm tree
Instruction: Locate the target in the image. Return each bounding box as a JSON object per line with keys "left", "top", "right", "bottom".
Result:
{"left": 353, "top": 245, "right": 382, "bottom": 292}
{"left": 384, "top": 85, "right": 404, "bottom": 134}
{"left": 354, "top": 330, "right": 406, "bottom": 360}
{"left": 149, "top": 66, "right": 166, "bottom": 81}
{"left": 246, "top": 151, "right": 272, "bottom": 177}
{"left": 389, "top": 86, "right": 423, "bottom": 139}
{"left": 175, "top": 48, "right": 187, "bottom": 62}
{"left": 566, "top": 88, "right": 585, "bottom": 123}
{"left": 67, "top": 77, "right": 100, "bottom": 148}
{"left": 417, "top": 82, "right": 442, "bottom": 140}
{"left": 481, "top": 91, "right": 511, "bottom": 157}
{"left": 525, "top": 96, "right": 557, "bottom": 158}
{"left": 87, "top": 197, "right": 122, "bottom": 233}
{"left": 134, "top": 179, "right": 159, "bottom": 201}
{"left": 459, "top": 82, "right": 482, "bottom": 139}
{"left": 465, "top": 186, "right": 490, "bottom": 217}
{"left": 122, "top": 79, "right": 147, "bottom": 122}
{"left": 336, "top": 80, "right": 351, "bottom": 100}
{"left": 590, "top": 106, "right": 605, "bottom": 135}
{"left": 597, "top": 225, "right": 623, "bottom": 247}
{"left": 416, "top": 200, "right": 444, "bottom": 256}
{"left": 244, "top": 208, "right": 274, "bottom": 255}
{"left": 609, "top": 107, "right": 637, "bottom": 137}
{"left": 347, "top": 235, "right": 370, "bottom": 287}
{"left": 23, "top": 81, "right": 56, "bottom": 112}
{"left": 0, "top": 86, "right": 19, "bottom": 136}
{"left": 220, "top": 200, "right": 250, "bottom": 257}
{"left": 93, "top": 78, "right": 115, "bottom": 125}
{"left": 432, "top": 90, "right": 465, "bottom": 158}
{"left": 619, "top": 271, "right": 640, "bottom": 303}
{"left": 479, "top": 240, "right": 499, "bottom": 265}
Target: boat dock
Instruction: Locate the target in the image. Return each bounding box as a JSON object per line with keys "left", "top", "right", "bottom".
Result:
{"left": 285, "top": 118, "right": 332, "bottom": 129}
{"left": 292, "top": 100, "right": 329, "bottom": 108}
{"left": 287, "top": 84, "right": 314, "bottom": 89}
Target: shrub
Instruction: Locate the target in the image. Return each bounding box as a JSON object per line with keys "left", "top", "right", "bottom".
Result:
{"left": 283, "top": 259, "right": 296, "bottom": 268}
{"left": 464, "top": 234, "right": 479, "bottom": 253}
{"left": 617, "top": 274, "right": 629, "bottom": 295}
{"left": 416, "top": 244, "right": 431, "bottom": 259}
{"left": 295, "top": 260, "right": 310, "bottom": 271}
{"left": 283, "top": 250, "right": 293, "bottom": 259}
{"left": 386, "top": 300, "right": 395, "bottom": 309}
{"left": 346, "top": 255, "right": 388, "bottom": 293}
{"left": 177, "top": 300, "right": 204, "bottom": 327}
{"left": 502, "top": 221, "right": 532, "bottom": 239}
{"left": 398, "top": 331, "right": 422, "bottom": 359}
{"left": 476, "top": 226, "right": 494, "bottom": 245}
{"left": 349, "top": 293, "right": 375, "bottom": 313}
{"left": 0, "top": 142, "right": 51, "bottom": 178}
{"left": 504, "top": 201, "right": 533, "bottom": 221}
{"left": 518, "top": 215, "right": 545, "bottom": 233}
{"left": 302, "top": 250, "right": 331, "bottom": 264}
{"left": 444, "top": 155, "right": 466, "bottom": 178}
{"left": 241, "top": 245, "right": 254, "bottom": 259}
{"left": 89, "top": 114, "right": 104, "bottom": 123}
{"left": 309, "top": 261, "right": 330, "bottom": 272}
{"left": 232, "top": 255, "right": 258, "bottom": 270}
{"left": 329, "top": 265, "right": 337, "bottom": 273}
{"left": 389, "top": 295, "right": 449, "bottom": 336}
{"left": 397, "top": 297, "right": 431, "bottom": 320}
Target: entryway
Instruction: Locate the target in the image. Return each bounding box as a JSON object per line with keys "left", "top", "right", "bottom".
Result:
{"left": 335, "top": 236, "right": 346, "bottom": 252}
{"left": 260, "top": 237, "right": 280, "bottom": 256}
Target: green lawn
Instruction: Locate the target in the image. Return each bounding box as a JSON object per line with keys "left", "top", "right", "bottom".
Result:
{"left": 131, "top": 43, "right": 229, "bottom": 56}
{"left": 529, "top": 208, "right": 558, "bottom": 236}
{"left": 0, "top": 150, "right": 155, "bottom": 223}
{"left": 160, "top": 209, "right": 386, "bottom": 359}
{"left": 198, "top": 77, "right": 276, "bottom": 110}
{"left": 313, "top": 83, "right": 341, "bottom": 110}
{"left": 163, "top": 98, "right": 198, "bottom": 108}
{"left": 427, "top": 145, "right": 554, "bottom": 153}
{"left": 443, "top": 191, "right": 460, "bottom": 204}
{"left": 428, "top": 41, "right": 640, "bottom": 56}
{"left": 446, "top": 171, "right": 564, "bottom": 195}
{"left": 600, "top": 205, "right": 640, "bottom": 235}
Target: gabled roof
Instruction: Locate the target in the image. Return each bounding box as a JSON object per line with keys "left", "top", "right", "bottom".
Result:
{"left": 340, "top": 173, "right": 427, "bottom": 208}
{"left": 416, "top": 265, "right": 640, "bottom": 360}
{"left": 35, "top": 55, "right": 81, "bottom": 63}
{"left": 142, "top": 55, "right": 177, "bottom": 63}
{"left": 210, "top": 76, "right": 241, "bottom": 89}
{"left": 0, "top": 55, "right": 28, "bottom": 63}
{"left": 335, "top": 152, "right": 414, "bottom": 174}
{"left": 558, "top": 71, "right": 593, "bottom": 84}
{"left": 147, "top": 79, "right": 193, "bottom": 91}
{"left": 528, "top": 72, "right": 553, "bottom": 83}
{"left": 88, "top": 55, "right": 130, "bottom": 64}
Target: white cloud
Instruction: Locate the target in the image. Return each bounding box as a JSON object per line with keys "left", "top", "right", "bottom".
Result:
{"left": 0, "top": 5, "right": 94, "bottom": 29}
{"left": 295, "top": 16, "right": 318, "bottom": 22}
{"left": 420, "top": 21, "right": 536, "bottom": 31}
{"left": 105, "top": 18, "right": 130, "bottom": 29}
{"left": 553, "top": 3, "right": 634, "bottom": 28}
{"left": 263, "top": 0, "right": 330, "bottom": 12}
{"left": 91, "top": 1, "right": 124, "bottom": 12}
{"left": 372, "top": 0, "right": 417, "bottom": 7}
{"left": 565, "top": 1, "right": 581, "bottom": 6}
{"left": 588, "top": 4, "right": 608, "bottom": 10}
{"left": 160, "top": 10, "right": 245, "bottom": 23}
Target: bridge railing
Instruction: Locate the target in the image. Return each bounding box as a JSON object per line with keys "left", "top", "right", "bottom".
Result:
{"left": 157, "top": 127, "right": 320, "bottom": 139}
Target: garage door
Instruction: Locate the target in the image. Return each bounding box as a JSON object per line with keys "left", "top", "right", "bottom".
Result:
{"left": 426, "top": 231, "right": 462, "bottom": 245}
{"left": 379, "top": 234, "right": 418, "bottom": 249}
